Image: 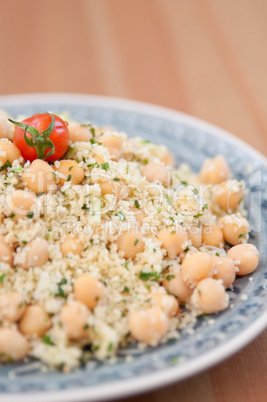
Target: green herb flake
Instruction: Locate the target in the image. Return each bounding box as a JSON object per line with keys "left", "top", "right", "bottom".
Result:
{"left": 202, "top": 204, "right": 208, "bottom": 211}
{"left": 0, "top": 273, "right": 6, "bottom": 283}
{"left": 68, "top": 166, "right": 74, "bottom": 171}
{"left": 134, "top": 239, "right": 139, "bottom": 246}
{"left": 215, "top": 252, "right": 220, "bottom": 257}
{"left": 165, "top": 194, "right": 171, "bottom": 205}
{"left": 194, "top": 213, "right": 204, "bottom": 219}
{"left": 138, "top": 271, "right": 160, "bottom": 282}
{"left": 0, "top": 160, "right": 11, "bottom": 172}
{"left": 193, "top": 188, "right": 198, "bottom": 195}
{"left": 90, "top": 138, "right": 97, "bottom": 145}
{"left": 82, "top": 204, "right": 90, "bottom": 211}
{"left": 26, "top": 211, "right": 34, "bottom": 219}
{"left": 124, "top": 261, "right": 129, "bottom": 270}
{"left": 42, "top": 334, "right": 55, "bottom": 346}
{"left": 9, "top": 213, "right": 15, "bottom": 218}
{"left": 107, "top": 342, "right": 113, "bottom": 352}
{"left": 181, "top": 181, "right": 188, "bottom": 186}
{"left": 238, "top": 233, "right": 247, "bottom": 239}
{"left": 101, "top": 162, "right": 109, "bottom": 171}
{"left": 55, "top": 278, "right": 68, "bottom": 298}
{"left": 83, "top": 324, "right": 89, "bottom": 330}
{"left": 67, "top": 174, "right": 72, "bottom": 182}
{"left": 134, "top": 200, "right": 140, "bottom": 209}
{"left": 115, "top": 212, "right": 126, "bottom": 221}
{"left": 113, "top": 178, "right": 120, "bottom": 182}
{"left": 153, "top": 248, "right": 156, "bottom": 253}
{"left": 122, "top": 286, "right": 130, "bottom": 293}
{"left": 184, "top": 247, "right": 190, "bottom": 253}
{"left": 21, "top": 240, "right": 27, "bottom": 245}
{"left": 166, "top": 274, "right": 175, "bottom": 281}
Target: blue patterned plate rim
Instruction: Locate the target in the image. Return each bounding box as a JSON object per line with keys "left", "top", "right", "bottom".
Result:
{"left": 0, "top": 93, "right": 266, "bottom": 402}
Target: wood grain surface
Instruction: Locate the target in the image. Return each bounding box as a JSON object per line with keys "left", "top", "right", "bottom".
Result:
{"left": 0, "top": 1, "right": 266, "bottom": 401}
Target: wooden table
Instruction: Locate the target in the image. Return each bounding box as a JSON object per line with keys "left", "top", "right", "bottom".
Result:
{"left": 0, "top": 1, "right": 266, "bottom": 401}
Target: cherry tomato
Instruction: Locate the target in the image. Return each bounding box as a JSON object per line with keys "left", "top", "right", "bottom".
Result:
{"left": 12, "top": 113, "right": 69, "bottom": 162}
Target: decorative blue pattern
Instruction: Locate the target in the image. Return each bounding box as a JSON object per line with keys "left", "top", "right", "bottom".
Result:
{"left": 0, "top": 95, "right": 266, "bottom": 400}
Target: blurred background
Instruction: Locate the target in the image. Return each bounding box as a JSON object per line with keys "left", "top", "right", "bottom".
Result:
{"left": 0, "top": 0, "right": 266, "bottom": 401}
{"left": 0, "top": 0, "right": 267, "bottom": 154}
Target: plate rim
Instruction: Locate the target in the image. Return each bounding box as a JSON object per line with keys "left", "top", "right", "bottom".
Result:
{"left": 0, "top": 93, "right": 267, "bottom": 402}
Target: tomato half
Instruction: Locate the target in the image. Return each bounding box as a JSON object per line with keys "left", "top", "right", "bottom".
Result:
{"left": 12, "top": 113, "right": 69, "bottom": 162}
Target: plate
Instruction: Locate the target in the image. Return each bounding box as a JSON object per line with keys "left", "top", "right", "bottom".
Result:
{"left": 0, "top": 93, "right": 266, "bottom": 402}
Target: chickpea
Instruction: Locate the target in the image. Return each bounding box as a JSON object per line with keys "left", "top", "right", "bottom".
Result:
{"left": 221, "top": 215, "right": 249, "bottom": 246}
{"left": 0, "top": 235, "right": 14, "bottom": 266}
{"left": 214, "top": 180, "right": 244, "bottom": 212}
{"left": 98, "top": 179, "right": 129, "bottom": 200}
{"left": 0, "top": 328, "right": 28, "bottom": 362}
{"left": 60, "top": 234, "right": 84, "bottom": 257}
{"left": 0, "top": 139, "right": 21, "bottom": 169}
{"left": 22, "top": 159, "right": 56, "bottom": 194}
{"left": 68, "top": 122, "right": 93, "bottom": 143}
{"left": 15, "top": 238, "right": 49, "bottom": 269}
{"left": 0, "top": 111, "right": 14, "bottom": 140}
{"left": 160, "top": 149, "right": 175, "bottom": 166}
{"left": 54, "top": 160, "right": 85, "bottom": 186}
{"left": 192, "top": 278, "right": 229, "bottom": 314}
{"left": 59, "top": 301, "right": 90, "bottom": 340}
{"left": 202, "top": 224, "right": 224, "bottom": 248}
{"left": 3, "top": 190, "right": 37, "bottom": 221}
{"left": 158, "top": 226, "right": 188, "bottom": 259}
{"left": 227, "top": 243, "right": 259, "bottom": 275}
{"left": 148, "top": 292, "right": 179, "bottom": 317}
{"left": 74, "top": 275, "right": 105, "bottom": 310}
{"left": 211, "top": 256, "right": 236, "bottom": 288}
{"left": 128, "top": 307, "right": 169, "bottom": 344}
{"left": 19, "top": 305, "right": 52, "bottom": 336}
{"left": 116, "top": 229, "right": 145, "bottom": 259}
{"left": 163, "top": 271, "right": 193, "bottom": 303}
{"left": 200, "top": 155, "right": 230, "bottom": 185}
{"left": 100, "top": 134, "right": 123, "bottom": 160}
{"left": 182, "top": 252, "right": 214, "bottom": 288}
{"left": 141, "top": 162, "right": 170, "bottom": 187}
{"left": 0, "top": 292, "right": 25, "bottom": 322}
{"left": 187, "top": 226, "right": 202, "bottom": 248}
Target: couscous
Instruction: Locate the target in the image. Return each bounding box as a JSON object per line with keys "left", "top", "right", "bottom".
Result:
{"left": 0, "top": 111, "right": 259, "bottom": 371}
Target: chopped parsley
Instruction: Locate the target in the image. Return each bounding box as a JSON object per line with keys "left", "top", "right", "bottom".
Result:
{"left": 134, "top": 200, "right": 140, "bottom": 209}
{"left": 87, "top": 162, "right": 99, "bottom": 168}
{"left": 55, "top": 278, "right": 68, "bottom": 298}
{"left": 165, "top": 194, "right": 171, "bottom": 204}
{"left": 181, "top": 181, "right": 188, "bottom": 186}
{"left": 101, "top": 162, "right": 109, "bottom": 171}
{"left": 115, "top": 212, "right": 126, "bottom": 221}
{"left": 42, "top": 335, "right": 55, "bottom": 346}
{"left": 0, "top": 160, "right": 11, "bottom": 172}
{"left": 68, "top": 166, "right": 74, "bottom": 171}
{"left": 90, "top": 138, "right": 97, "bottom": 145}
{"left": 107, "top": 342, "right": 113, "bottom": 352}
{"left": 113, "top": 178, "right": 120, "bottom": 182}
{"left": 166, "top": 274, "right": 175, "bottom": 281}
{"left": 9, "top": 213, "right": 15, "bottom": 219}
{"left": 67, "top": 174, "right": 72, "bottom": 182}
{"left": 202, "top": 204, "right": 208, "bottom": 211}
{"left": 124, "top": 261, "right": 130, "bottom": 270}
{"left": 193, "top": 188, "right": 198, "bottom": 195}
{"left": 122, "top": 286, "right": 130, "bottom": 293}
{"left": 21, "top": 240, "right": 28, "bottom": 245}
{"left": 11, "top": 165, "right": 23, "bottom": 173}
{"left": 134, "top": 239, "right": 139, "bottom": 246}
{"left": 138, "top": 271, "right": 160, "bottom": 282}
{"left": 0, "top": 273, "right": 6, "bottom": 283}
{"left": 215, "top": 252, "right": 220, "bottom": 257}
{"left": 184, "top": 247, "right": 190, "bottom": 253}
{"left": 238, "top": 233, "right": 247, "bottom": 239}
{"left": 26, "top": 211, "right": 34, "bottom": 219}
{"left": 194, "top": 213, "right": 204, "bottom": 219}
{"left": 82, "top": 204, "right": 90, "bottom": 211}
